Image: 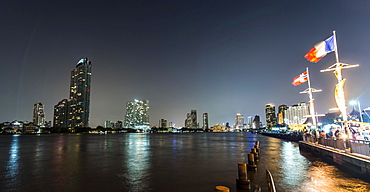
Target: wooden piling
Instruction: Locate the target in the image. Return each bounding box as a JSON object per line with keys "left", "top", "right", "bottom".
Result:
{"left": 238, "top": 162, "right": 248, "bottom": 180}
{"left": 215, "top": 186, "right": 230, "bottom": 192}
{"left": 236, "top": 162, "right": 251, "bottom": 189}
{"left": 255, "top": 141, "right": 260, "bottom": 147}
{"left": 247, "top": 153, "right": 257, "bottom": 170}
{"left": 254, "top": 145, "right": 260, "bottom": 154}
{"left": 251, "top": 148, "right": 259, "bottom": 160}
{"left": 254, "top": 141, "right": 260, "bottom": 154}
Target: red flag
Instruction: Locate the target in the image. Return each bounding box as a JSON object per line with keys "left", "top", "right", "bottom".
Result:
{"left": 292, "top": 71, "right": 308, "bottom": 86}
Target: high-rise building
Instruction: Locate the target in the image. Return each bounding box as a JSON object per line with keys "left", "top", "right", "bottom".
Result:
{"left": 191, "top": 110, "right": 197, "bottom": 128}
{"left": 185, "top": 113, "right": 190, "bottom": 127}
{"left": 265, "top": 104, "right": 277, "bottom": 127}
{"left": 285, "top": 102, "right": 309, "bottom": 125}
{"left": 53, "top": 99, "right": 69, "bottom": 128}
{"left": 168, "top": 122, "right": 174, "bottom": 128}
{"left": 253, "top": 115, "right": 261, "bottom": 129}
{"left": 115, "top": 120, "right": 123, "bottom": 128}
{"left": 104, "top": 120, "right": 114, "bottom": 128}
{"left": 278, "top": 105, "right": 288, "bottom": 125}
{"left": 235, "top": 113, "right": 244, "bottom": 129}
{"left": 185, "top": 110, "right": 197, "bottom": 128}
{"left": 124, "top": 99, "right": 150, "bottom": 130}
{"left": 33, "top": 102, "right": 45, "bottom": 126}
{"left": 68, "top": 58, "right": 92, "bottom": 128}
{"left": 247, "top": 116, "right": 253, "bottom": 128}
{"left": 159, "top": 119, "right": 167, "bottom": 128}
{"left": 203, "top": 113, "right": 209, "bottom": 129}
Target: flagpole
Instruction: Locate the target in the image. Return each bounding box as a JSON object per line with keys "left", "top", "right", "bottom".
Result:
{"left": 306, "top": 67, "right": 317, "bottom": 127}
{"left": 320, "top": 31, "right": 359, "bottom": 125}
{"left": 333, "top": 30, "right": 340, "bottom": 64}
{"left": 306, "top": 67, "right": 312, "bottom": 90}
{"left": 300, "top": 67, "right": 321, "bottom": 128}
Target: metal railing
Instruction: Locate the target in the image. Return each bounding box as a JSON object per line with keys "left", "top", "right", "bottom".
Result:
{"left": 302, "top": 135, "right": 370, "bottom": 156}
{"left": 350, "top": 139, "right": 370, "bottom": 156}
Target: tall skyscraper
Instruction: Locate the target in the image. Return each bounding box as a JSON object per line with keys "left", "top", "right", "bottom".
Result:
{"left": 203, "top": 113, "right": 209, "bottom": 129}
{"left": 185, "top": 110, "right": 197, "bottom": 128}
{"left": 278, "top": 105, "right": 288, "bottom": 125}
{"left": 185, "top": 113, "right": 190, "bottom": 127}
{"left": 68, "top": 58, "right": 92, "bottom": 128}
{"left": 253, "top": 115, "right": 261, "bottom": 129}
{"left": 33, "top": 102, "right": 45, "bottom": 126}
{"left": 265, "top": 104, "right": 277, "bottom": 128}
{"left": 53, "top": 99, "right": 69, "bottom": 128}
{"left": 247, "top": 116, "right": 253, "bottom": 128}
{"left": 235, "top": 113, "right": 244, "bottom": 129}
{"left": 159, "top": 119, "right": 167, "bottom": 128}
{"left": 124, "top": 99, "right": 150, "bottom": 129}
{"left": 191, "top": 110, "right": 197, "bottom": 128}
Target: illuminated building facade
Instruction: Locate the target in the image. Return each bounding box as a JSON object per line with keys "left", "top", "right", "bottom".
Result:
{"left": 68, "top": 58, "right": 92, "bottom": 128}
{"left": 115, "top": 120, "right": 123, "bottom": 128}
{"left": 104, "top": 120, "right": 114, "bottom": 128}
{"left": 33, "top": 102, "right": 45, "bottom": 126}
{"left": 265, "top": 104, "right": 277, "bottom": 127}
{"left": 278, "top": 105, "right": 288, "bottom": 125}
{"left": 285, "top": 102, "right": 309, "bottom": 125}
{"left": 235, "top": 113, "right": 244, "bottom": 129}
{"left": 203, "top": 113, "right": 209, "bottom": 129}
{"left": 159, "top": 119, "right": 167, "bottom": 128}
{"left": 124, "top": 99, "right": 150, "bottom": 129}
{"left": 53, "top": 99, "right": 69, "bottom": 128}
{"left": 247, "top": 116, "right": 253, "bottom": 128}
{"left": 253, "top": 115, "right": 261, "bottom": 129}
{"left": 168, "top": 122, "right": 174, "bottom": 128}
{"left": 185, "top": 110, "right": 197, "bottom": 128}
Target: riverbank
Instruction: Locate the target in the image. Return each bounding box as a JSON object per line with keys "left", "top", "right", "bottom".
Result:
{"left": 299, "top": 140, "right": 370, "bottom": 182}
{"left": 260, "top": 132, "right": 303, "bottom": 142}
{"left": 260, "top": 131, "right": 370, "bottom": 182}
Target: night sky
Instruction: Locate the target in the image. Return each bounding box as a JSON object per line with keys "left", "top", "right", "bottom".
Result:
{"left": 1, "top": 0, "right": 370, "bottom": 127}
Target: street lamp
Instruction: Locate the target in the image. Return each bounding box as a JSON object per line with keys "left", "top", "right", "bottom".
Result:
{"left": 350, "top": 100, "right": 363, "bottom": 122}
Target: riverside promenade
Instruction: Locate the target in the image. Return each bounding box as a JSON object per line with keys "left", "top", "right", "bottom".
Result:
{"left": 299, "top": 135, "right": 370, "bottom": 182}
{"left": 261, "top": 131, "right": 370, "bottom": 182}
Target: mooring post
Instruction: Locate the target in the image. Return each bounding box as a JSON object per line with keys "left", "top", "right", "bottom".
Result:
{"left": 251, "top": 148, "right": 259, "bottom": 160}
{"left": 247, "top": 153, "right": 257, "bottom": 170}
{"left": 255, "top": 141, "right": 260, "bottom": 147}
{"left": 215, "top": 186, "right": 230, "bottom": 192}
{"left": 254, "top": 141, "right": 260, "bottom": 154}
{"left": 236, "top": 162, "right": 251, "bottom": 190}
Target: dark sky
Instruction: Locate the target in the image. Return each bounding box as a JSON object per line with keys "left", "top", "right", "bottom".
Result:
{"left": 1, "top": 0, "right": 370, "bottom": 127}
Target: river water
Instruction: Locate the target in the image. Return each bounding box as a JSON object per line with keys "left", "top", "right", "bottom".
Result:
{"left": 0, "top": 132, "right": 369, "bottom": 192}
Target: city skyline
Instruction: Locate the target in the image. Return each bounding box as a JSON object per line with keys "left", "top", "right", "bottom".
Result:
{"left": 1, "top": 0, "right": 370, "bottom": 127}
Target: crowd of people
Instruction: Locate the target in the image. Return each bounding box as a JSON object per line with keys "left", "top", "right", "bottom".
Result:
{"left": 303, "top": 126, "right": 369, "bottom": 141}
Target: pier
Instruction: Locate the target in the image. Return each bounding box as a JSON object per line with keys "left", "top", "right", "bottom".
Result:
{"left": 299, "top": 135, "right": 370, "bottom": 182}
{"left": 260, "top": 131, "right": 370, "bottom": 182}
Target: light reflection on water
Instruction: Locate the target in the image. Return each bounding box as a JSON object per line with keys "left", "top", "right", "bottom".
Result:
{"left": 5, "top": 135, "right": 21, "bottom": 190}
{"left": 120, "top": 133, "right": 151, "bottom": 191}
{"left": 261, "top": 138, "right": 370, "bottom": 192}
{"left": 296, "top": 156, "right": 370, "bottom": 192}
{"left": 0, "top": 133, "right": 369, "bottom": 192}
{"left": 279, "top": 142, "right": 308, "bottom": 187}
